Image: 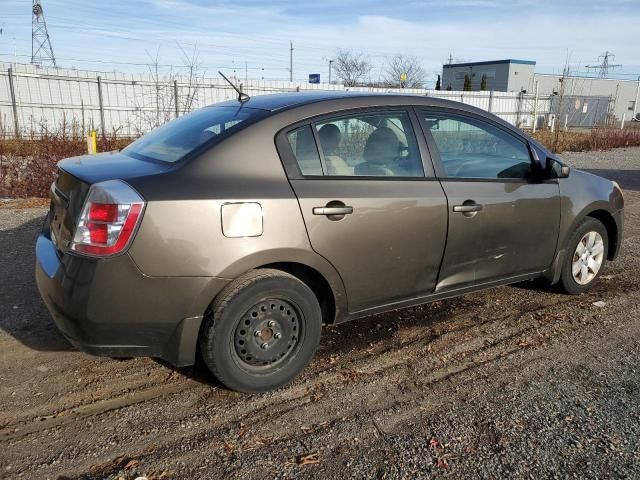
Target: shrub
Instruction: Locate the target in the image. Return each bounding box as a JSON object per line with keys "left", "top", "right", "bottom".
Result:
{"left": 0, "top": 133, "right": 132, "bottom": 198}
{"left": 532, "top": 128, "right": 640, "bottom": 153}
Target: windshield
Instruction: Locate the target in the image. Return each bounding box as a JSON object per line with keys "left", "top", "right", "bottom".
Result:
{"left": 123, "top": 106, "right": 260, "bottom": 163}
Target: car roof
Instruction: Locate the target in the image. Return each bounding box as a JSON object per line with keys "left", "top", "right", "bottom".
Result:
{"left": 214, "top": 91, "right": 471, "bottom": 112}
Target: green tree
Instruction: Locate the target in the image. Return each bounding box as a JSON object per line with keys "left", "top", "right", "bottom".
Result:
{"left": 463, "top": 73, "right": 472, "bottom": 91}
{"left": 480, "top": 74, "right": 488, "bottom": 90}
{"left": 435, "top": 74, "right": 441, "bottom": 90}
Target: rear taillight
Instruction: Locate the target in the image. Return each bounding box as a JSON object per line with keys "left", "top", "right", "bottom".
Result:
{"left": 70, "top": 180, "right": 145, "bottom": 257}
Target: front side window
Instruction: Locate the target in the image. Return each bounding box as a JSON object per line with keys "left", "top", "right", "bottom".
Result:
{"left": 314, "top": 111, "right": 424, "bottom": 177}
{"left": 124, "top": 106, "right": 259, "bottom": 163}
{"left": 422, "top": 111, "right": 532, "bottom": 179}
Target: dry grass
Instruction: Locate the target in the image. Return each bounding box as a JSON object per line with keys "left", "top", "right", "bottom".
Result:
{"left": 0, "top": 134, "right": 132, "bottom": 198}
{"left": 0, "top": 134, "right": 131, "bottom": 160}
{"left": 532, "top": 127, "right": 640, "bottom": 153}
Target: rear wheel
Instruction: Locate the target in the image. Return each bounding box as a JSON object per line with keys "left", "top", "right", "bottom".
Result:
{"left": 199, "top": 269, "right": 322, "bottom": 393}
{"left": 559, "top": 217, "right": 608, "bottom": 295}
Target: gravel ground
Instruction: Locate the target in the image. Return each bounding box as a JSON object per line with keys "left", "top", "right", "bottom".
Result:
{"left": 1, "top": 148, "right": 639, "bottom": 479}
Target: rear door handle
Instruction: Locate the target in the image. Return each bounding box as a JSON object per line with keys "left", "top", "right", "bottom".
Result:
{"left": 453, "top": 204, "right": 483, "bottom": 213}
{"left": 313, "top": 206, "right": 353, "bottom": 216}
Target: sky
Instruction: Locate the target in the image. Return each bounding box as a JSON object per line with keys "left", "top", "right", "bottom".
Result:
{"left": 1, "top": 0, "right": 640, "bottom": 86}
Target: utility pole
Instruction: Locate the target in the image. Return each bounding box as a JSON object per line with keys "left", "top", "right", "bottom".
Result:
{"left": 245, "top": 61, "right": 248, "bottom": 85}
{"left": 31, "top": 0, "right": 57, "bottom": 66}
{"left": 289, "top": 41, "right": 294, "bottom": 82}
{"left": 328, "top": 59, "right": 333, "bottom": 84}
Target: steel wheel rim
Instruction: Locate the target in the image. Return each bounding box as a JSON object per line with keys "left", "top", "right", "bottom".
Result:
{"left": 233, "top": 298, "right": 302, "bottom": 369}
{"left": 572, "top": 231, "right": 605, "bottom": 285}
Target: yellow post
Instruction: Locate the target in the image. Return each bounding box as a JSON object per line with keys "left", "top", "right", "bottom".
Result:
{"left": 86, "top": 130, "right": 97, "bottom": 154}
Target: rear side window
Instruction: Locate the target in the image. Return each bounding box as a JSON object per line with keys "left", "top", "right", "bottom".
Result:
{"left": 422, "top": 111, "right": 532, "bottom": 179}
{"left": 286, "top": 126, "right": 323, "bottom": 175}
{"left": 314, "top": 111, "right": 424, "bottom": 177}
{"left": 123, "top": 106, "right": 259, "bottom": 163}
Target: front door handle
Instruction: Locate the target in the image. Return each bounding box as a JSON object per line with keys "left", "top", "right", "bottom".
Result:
{"left": 313, "top": 201, "right": 353, "bottom": 221}
{"left": 453, "top": 204, "right": 483, "bottom": 213}
{"left": 313, "top": 206, "right": 353, "bottom": 216}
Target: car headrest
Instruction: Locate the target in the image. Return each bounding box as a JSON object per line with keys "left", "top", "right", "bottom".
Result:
{"left": 363, "top": 127, "right": 399, "bottom": 165}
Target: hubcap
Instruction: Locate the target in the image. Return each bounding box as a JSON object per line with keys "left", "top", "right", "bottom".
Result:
{"left": 572, "top": 231, "right": 604, "bottom": 285}
{"left": 234, "top": 299, "right": 301, "bottom": 367}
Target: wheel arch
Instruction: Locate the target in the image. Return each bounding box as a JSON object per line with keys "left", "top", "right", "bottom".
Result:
{"left": 258, "top": 262, "right": 339, "bottom": 326}
{"left": 585, "top": 209, "right": 618, "bottom": 260}
{"left": 560, "top": 202, "right": 619, "bottom": 258}
{"left": 547, "top": 204, "right": 620, "bottom": 285}
{"left": 214, "top": 248, "right": 349, "bottom": 325}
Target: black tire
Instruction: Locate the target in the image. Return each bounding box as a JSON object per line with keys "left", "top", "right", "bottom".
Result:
{"left": 558, "top": 217, "right": 608, "bottom": 295}
{"left": 198, "top": 269, "right": 322, "bottom": 393}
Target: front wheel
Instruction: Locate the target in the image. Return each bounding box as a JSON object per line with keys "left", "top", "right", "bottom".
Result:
{"left": 199, "top": 269, "right": 322, "bottom": 393}
{"left": 559, "top": 217, "right": 608, "bottom": 295}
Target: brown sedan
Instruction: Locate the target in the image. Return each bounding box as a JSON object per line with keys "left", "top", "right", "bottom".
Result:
{"left": 36, "top": 92, "right": 624, "bottom": 392}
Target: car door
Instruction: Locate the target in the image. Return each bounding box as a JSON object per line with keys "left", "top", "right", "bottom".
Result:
{"left": 277, "top": 109, "right": 448, "bottom": 313}
{"left": 418, "top": 109, "right": 561, "bottom": 291}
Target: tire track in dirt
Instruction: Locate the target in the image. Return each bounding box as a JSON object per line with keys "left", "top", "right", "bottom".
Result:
{"left": 6, "top": 281, "right": 638, "bottom": 479}
{"left": 54, "top": 298, "right": 616, "bottom": 480}
{"left": 3, "top": 273, "right": 635, "bottom": 450}
{"left": 0, "top": 381, "right": 193, "bottom": 442}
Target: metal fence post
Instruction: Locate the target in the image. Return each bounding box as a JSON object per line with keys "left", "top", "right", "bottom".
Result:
{"left": 7, "top": 67, "right": 20, "bottom": 138}
{"left": 633, "top": 75, "right": 640, "bottom": 121}
{"left": 488, "top": 90, "right": 493, "bottom": 113}
{"left": 174, "top": 80, "right": 179, "bottom": 118}
{"left": 516, "top": 91, "right": 523, "bottom": 127}
{"left": 532, "top": 81, "right": 539, "bottom": 133}
{"left": 97, "top": 76, "right": 106, "bottom": 139}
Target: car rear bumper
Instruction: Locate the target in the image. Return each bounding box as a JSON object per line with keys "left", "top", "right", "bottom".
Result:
{"left": 35, "top": 232, "right": 229, "bottom": 366}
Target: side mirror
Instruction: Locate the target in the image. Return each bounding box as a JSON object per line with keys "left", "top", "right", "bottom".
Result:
{"left": 545, "top": 156, "right": 570, "bottom": 178}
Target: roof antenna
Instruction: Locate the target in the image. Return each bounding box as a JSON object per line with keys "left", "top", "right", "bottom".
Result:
{"left": 218, "top": 71, "right": 250, "bottom": 104}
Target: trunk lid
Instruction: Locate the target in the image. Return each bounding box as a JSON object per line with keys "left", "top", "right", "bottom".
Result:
{"left": 58, "top": 151, "right": 170, "bottom": 184}
{"left": 48, "top": 151, "right": 168, "bottom": 253}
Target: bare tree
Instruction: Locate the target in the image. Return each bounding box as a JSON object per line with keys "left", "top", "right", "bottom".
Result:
{"left": 383, "top": 54, "right": 426, "bottom": 88}
{"left": 333, "top": 50, "right": 373, "bottom": 87}
{"left": 130, "top": 44, "right": 207, "bottom": 135}
{"left": 145, "top": 47, "right": 166, "bottom": 128}
{"left": 177, "top": 42, "right": 206, "bottom": 113}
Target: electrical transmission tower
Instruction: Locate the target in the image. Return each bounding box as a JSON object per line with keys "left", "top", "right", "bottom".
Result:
{"left": 31, "top": 0, "right": 57, "bottom": 67}
{"left": 585, "top": 51, "right": 621, "bottom": 78}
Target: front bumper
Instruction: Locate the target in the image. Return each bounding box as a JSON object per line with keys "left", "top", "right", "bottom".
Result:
{"left": 35, "top": 232, "right": 229, "bottom": 366}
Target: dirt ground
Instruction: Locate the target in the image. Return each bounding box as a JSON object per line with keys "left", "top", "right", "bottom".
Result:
{"left": 1, "top": 148, "right": 639, "bottom": 479}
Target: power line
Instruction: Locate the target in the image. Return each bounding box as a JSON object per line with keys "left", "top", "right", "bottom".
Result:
{"left": 0, "top": 52, "right": 288, "bottom": 71}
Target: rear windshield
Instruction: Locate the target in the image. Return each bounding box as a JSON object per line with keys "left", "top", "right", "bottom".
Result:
{"left": 123, "top": 106, "right": 260, "bottom": 163}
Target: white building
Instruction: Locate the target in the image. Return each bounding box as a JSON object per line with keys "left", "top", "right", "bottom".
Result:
{"left": 442, "top": 59, "right": 640, "bottom": 124}
{"left": 534, "top": 74, "right": 640, "bottom": 123}
{"left": 442, "top": 59, "right": 536, "bottom": 93}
